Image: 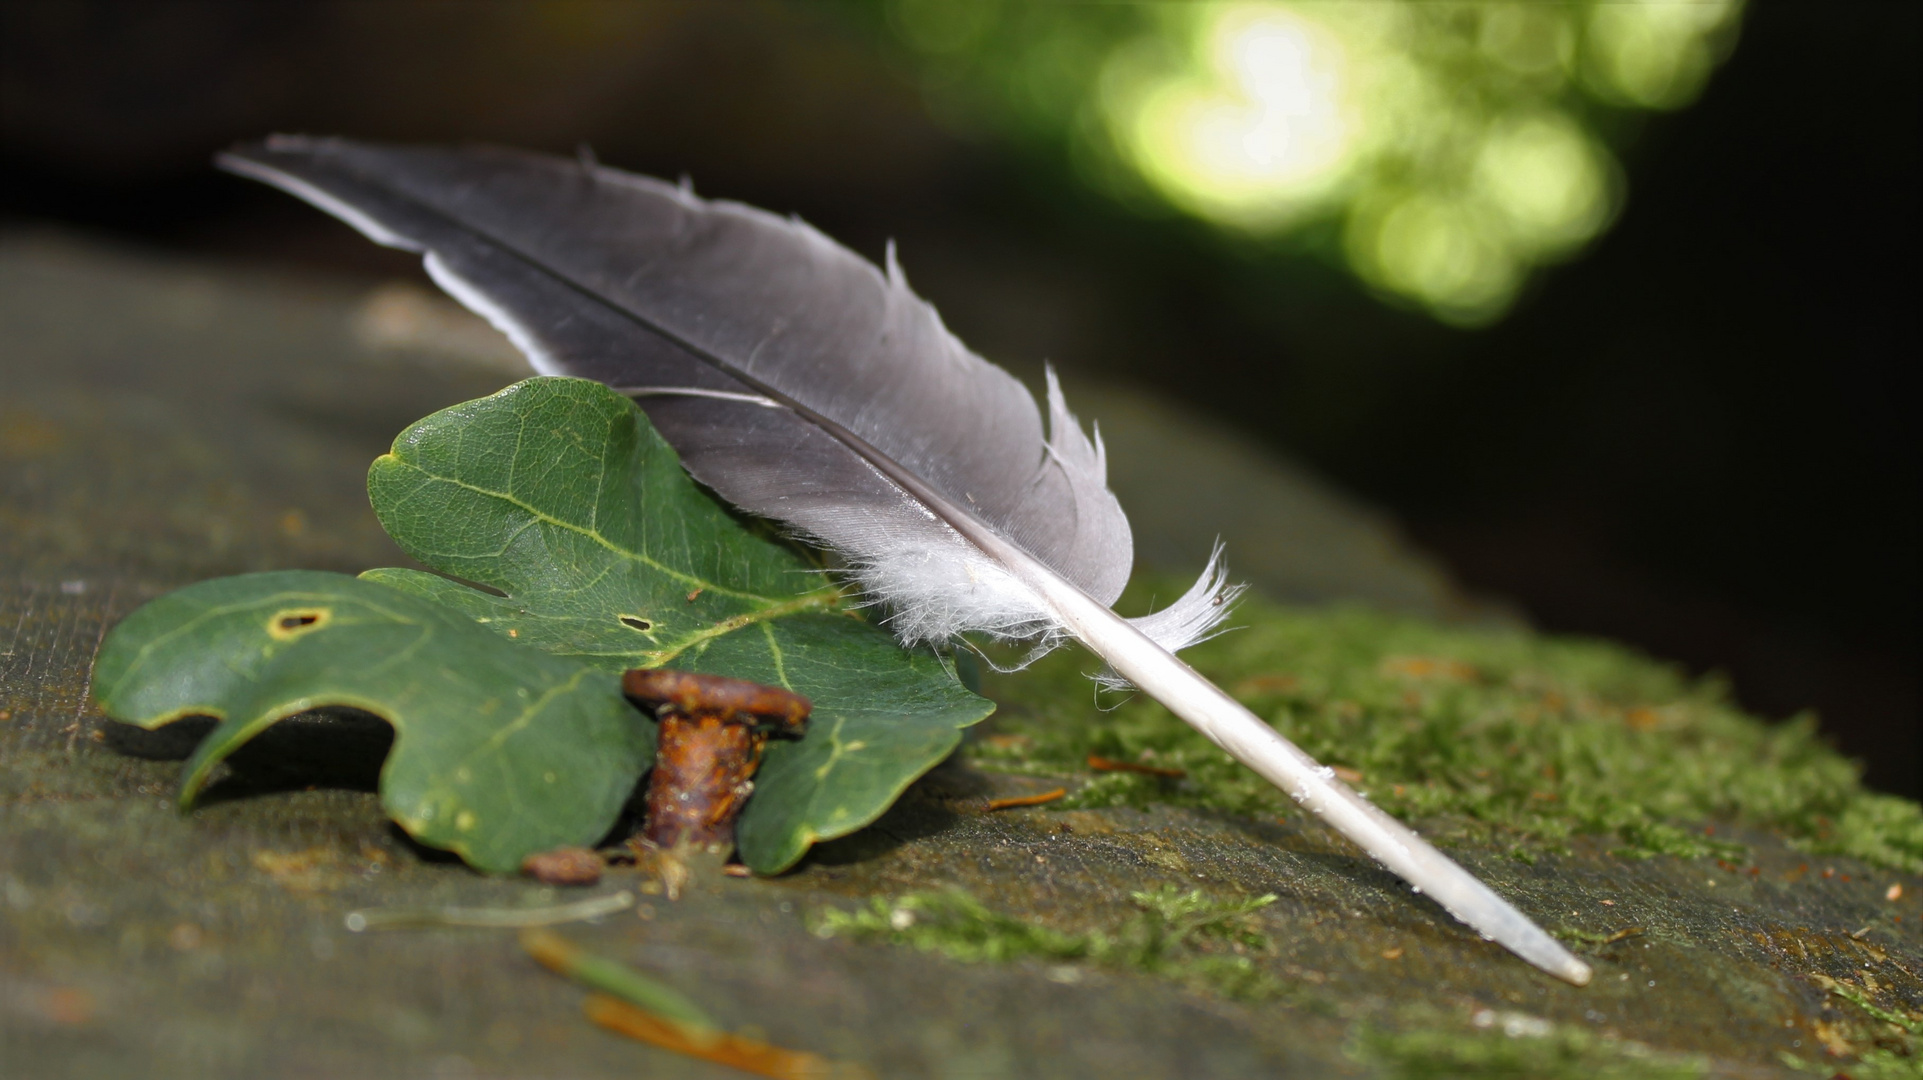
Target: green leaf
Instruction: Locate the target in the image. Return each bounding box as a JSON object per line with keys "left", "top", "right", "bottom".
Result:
{"left": 361, "top": 377, "right": 993, "bottom": 872}
{"left": 91, "top": 571, "right": 646, "bottom": 873}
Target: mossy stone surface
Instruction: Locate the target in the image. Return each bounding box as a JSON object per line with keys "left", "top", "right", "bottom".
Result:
{"left": 3, "top": 235, "right": 1918, "bottom": 1078}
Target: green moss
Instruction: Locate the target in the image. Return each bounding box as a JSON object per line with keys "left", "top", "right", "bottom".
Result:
{"left": 1355, "top": 1019, "right": 1709, "bottom": 1079}
{"left": 811, "top": 884, "right": 1282, "bottom": 999}
{"left": 1783, "top": 976, "right": 1923, "bottom": 1079}
{"left": 971, "top": 589, "right": 1923, "bottom": 873}
{"left": 1781, "top": 1053, "right": 1923, "bottom": 1080}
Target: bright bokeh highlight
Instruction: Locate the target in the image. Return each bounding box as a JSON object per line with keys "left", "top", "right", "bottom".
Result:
{"left": 885, "top": 0, "right": 1744, "bottom": 327}
{"left": 1115, "top": 8, "right": 1357, "bottom": 227}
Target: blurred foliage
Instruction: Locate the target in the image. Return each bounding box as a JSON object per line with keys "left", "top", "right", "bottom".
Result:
{"left": 869, "top": 0, "right": 1743, "bottom": 326}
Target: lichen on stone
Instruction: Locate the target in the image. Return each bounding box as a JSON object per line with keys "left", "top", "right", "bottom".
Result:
{"left": 812, "top": 884, "right": 1283, "bottom": 999}
{"left": 1353, "top": 1015, "right": 1711, "bottom": 1080}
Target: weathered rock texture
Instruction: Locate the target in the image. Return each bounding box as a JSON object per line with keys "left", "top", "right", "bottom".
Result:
{"left": 3, "top": 236, "right": 1916, "bottom": 1078}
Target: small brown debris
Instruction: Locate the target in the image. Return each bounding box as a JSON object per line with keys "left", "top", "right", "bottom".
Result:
{"left": 1331, "top": 765, "right": 1364, "bottom": 784}
{"left": 981, "top": 733, "right": 1032, "bottom": 750}
{"left": 1381, "top": 947, "right": 1404, "bottom": 960}
{"left": 1086, "top": 754, "right": 1186, "bottom": 779}
{"left": 623, "top": 669, "right": 810, "bottom": 851}
{"left": 1602, "top": 927, "right": 1644, "bottom": 945}
{"left": 685, "top": 588, "right": 704, "bottom": 603}
{"left": 521, "top": 847, "right": 605, "bottom": 886}
{"left": 1822, "top": 867, "right": 1836, "bottom": 879}
{"left": 1786, "top": 864, "right": 1810, "bottom": 882}
{"left": 1624, "top": 707, "right": 1660, "bottom": 731}
{"left": 585, "top": 994, "right": 866, "bottom": 1080}
{"left": 251, "top": 847, "right": 336, "bottom": 892}
{"left": 723, "top": 864, "right": 753, "bottom": 878}
{"left": 0, "top": 709, "right": 12, "bottom": 722}
{"left": 1887, "top": 883, "right": 1904, "bottom": 901}
{"left": 984, "top": 788, "right": 1067, "bottom": 811}
{"left": 1601, "top": 899, "right": 1615, "bottom": 906}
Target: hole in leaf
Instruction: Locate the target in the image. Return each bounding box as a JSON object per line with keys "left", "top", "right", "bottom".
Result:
{"left": 267, "top": 607, "right": 332, "bottom": 640}
{"left": 619, "top": 616, "right": 653, "bottom": 632}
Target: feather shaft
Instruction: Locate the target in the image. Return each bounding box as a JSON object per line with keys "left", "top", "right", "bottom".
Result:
{"left": 1028, "top": 569, "right": 1592, "bottom": 984}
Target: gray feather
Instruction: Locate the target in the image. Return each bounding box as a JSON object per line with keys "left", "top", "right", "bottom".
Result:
{"left": 218, "top": 137, "right": 1138, "bottom": 642}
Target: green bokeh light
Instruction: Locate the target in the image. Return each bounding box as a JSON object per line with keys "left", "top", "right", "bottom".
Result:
{"left": 883, "top": 0, "right": 1744, "bottom": 327}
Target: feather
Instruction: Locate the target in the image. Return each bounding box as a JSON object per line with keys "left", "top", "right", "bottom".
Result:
{"left": 218, "top": 137, "right": 1591, "bottom": 985}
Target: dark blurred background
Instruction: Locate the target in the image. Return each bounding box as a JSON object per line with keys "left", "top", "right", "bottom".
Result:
{"left": 2, "top": 2, "right": 1914, "bottom": 796}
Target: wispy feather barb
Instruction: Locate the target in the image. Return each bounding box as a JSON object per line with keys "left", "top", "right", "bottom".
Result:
{"left": 220, "top": 136, "right": 1592, "bottom": 986}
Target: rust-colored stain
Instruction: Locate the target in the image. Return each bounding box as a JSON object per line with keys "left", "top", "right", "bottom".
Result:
{"left": 623, "top": 668, "right": 810, "bottom": 850}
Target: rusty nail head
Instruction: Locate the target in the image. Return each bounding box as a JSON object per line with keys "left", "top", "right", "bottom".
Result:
{"left": 622, "top": 669, "right": 809, "bottom": 737}
{"left": 623, "top": 670, "right": 810, "bottom": 852}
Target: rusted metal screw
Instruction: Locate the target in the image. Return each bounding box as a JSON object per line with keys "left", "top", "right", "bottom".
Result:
{"left": 621, "top": 669, "right": 810, "bottom": 852}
